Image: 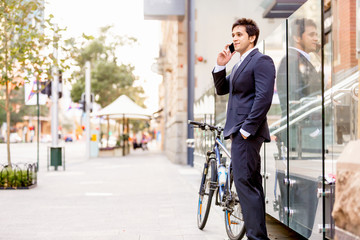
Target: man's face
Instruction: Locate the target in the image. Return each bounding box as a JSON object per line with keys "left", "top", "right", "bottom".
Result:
{"left": 232, "top": 25, "right": 255, "bottom": 55}
{"left": 299, "top": 25, "right": 319, "bottom": 53}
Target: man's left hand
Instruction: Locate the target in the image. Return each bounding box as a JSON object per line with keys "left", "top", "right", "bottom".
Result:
{"left": 241, "top": 133, "right": 247, "bottom": 139}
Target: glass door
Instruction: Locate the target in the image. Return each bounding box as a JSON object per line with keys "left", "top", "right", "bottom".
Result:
{"left": 287, "top": 0, "right": 323, "bottom": 238}
{"left": 263, "top": 22, "right": 289, "bottom": 226}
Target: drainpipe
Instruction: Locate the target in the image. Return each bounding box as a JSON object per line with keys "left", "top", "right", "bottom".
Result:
{"left": 187, "top": 0, "right": 195, "bottom": 166}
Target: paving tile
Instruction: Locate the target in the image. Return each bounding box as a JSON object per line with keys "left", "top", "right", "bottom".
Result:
{"left": 0, "top": 142, "right": 304, "bottom": 239}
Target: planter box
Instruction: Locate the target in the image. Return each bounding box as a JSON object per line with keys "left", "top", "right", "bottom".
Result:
{"left": 99, "top": 147, "right": 127, "bottom": 157}
{"left": 0, "top": 183, "right": 37, "bottom": 190}
{"left": 99, "top": 148, "right": 115, "bottom": 157}
{"left": 114, "top": 147, "right": 123, "bottom": 156}
{"left": 0, "top": 163, "right": 37, "bottom": 190}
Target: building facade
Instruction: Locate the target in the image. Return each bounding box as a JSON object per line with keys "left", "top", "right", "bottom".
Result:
{"left": 158, "top": 20, "right": 188, "bottom": 164}
{"left": 191, "top": 0, "right": 360, "bottom": 239}
{"left": 154, "top": 0, "right": 283, "bottom": 164}
{"left": 147, "top": 0, "right": 360, "bottom": 239}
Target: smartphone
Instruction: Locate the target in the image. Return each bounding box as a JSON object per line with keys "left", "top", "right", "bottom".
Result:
{"left": 229, "top": 43, "right": 235, "bottom": 53}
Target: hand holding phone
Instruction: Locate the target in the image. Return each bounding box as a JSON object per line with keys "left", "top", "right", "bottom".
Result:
{"left": 217, "top": 43, "right": 235, "bottom": 66}
{"left": 229, "top": 43, "right": 235, "bottom": 53}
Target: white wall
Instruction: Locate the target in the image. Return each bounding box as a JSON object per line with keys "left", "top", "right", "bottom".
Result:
{"left": 194, "top": 0, "right": 284, "bottom": 101}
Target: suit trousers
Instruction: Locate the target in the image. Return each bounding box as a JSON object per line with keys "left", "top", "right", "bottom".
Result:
{"left": 231, "top": 132, "right": 269, "bottom": 240}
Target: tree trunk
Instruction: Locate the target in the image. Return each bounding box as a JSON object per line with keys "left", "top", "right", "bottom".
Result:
{"left": 4, "top": 0, "right": 11, "bottom": 168}
{"left": 5, "top": 81, "right": 11, "bottom": 167}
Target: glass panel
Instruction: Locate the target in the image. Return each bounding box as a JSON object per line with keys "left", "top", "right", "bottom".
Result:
{"left": 328, "top": 0, "right": 360, "bottom": 172}
{"left": 323, "top": 3, "right": 336, "bottom": 239}
{"left": 287, "top": 0, "right": 323, "bottom": 238}
{"left": 193, "top": 88, "right": 215, "bottom": 168}
{"left": 263, "top": 23, "right": 288, "bottom": 225}
{"left": 257, "top": 40, "right": 266, "bottom": 205}
{"left": 325, "top": 0, "right": 359, "bottom": 238}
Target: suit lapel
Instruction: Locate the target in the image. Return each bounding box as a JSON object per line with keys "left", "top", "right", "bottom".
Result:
{"left": 232, "top": 49, "right": 258, "bottom": 90}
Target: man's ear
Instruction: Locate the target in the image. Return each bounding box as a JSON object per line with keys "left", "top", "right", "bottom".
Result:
{"left": 293, "top": 35, "right": 301, "bottom": 44}
{"left": 249, "top": 35, "right": 256, "bottom": 44}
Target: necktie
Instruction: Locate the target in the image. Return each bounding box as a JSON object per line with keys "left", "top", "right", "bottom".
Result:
{"left": 230, "top": 58, "right": 242, "bottom": 81}
{"left": 234, "top": 59, "right": 242, "bottom": 71}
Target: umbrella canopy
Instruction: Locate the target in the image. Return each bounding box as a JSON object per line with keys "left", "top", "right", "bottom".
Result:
{"left": 93, "top": 95, "right": 151, "bottom": 119}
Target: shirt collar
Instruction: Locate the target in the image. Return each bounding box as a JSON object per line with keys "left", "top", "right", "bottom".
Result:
{"left": 240, "top": 47, "right": 256, "bottom": 62}
{"left": 289, "top": 47, "right": 311, "bottom": 62}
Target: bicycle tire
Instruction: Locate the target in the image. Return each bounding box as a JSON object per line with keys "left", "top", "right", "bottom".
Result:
{"left": 197, "top": 159, "right": 216, "bottom": 230}
{"left": 224, "top": 172, "right": 246, "bottom": 240}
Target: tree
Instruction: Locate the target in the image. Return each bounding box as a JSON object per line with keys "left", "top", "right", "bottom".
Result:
{"left": 70, "top": 26, "right": 146, "bottom": 108}
{"left": 0, "top": 0, "right": 66, "bottom": 166}
{"left": 0, "top": 86, "right": 49, "bottom": 124}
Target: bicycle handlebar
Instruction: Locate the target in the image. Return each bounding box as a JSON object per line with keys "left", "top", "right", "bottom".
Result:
{"left": 188, "top": 120, "right": 224, "bottom": 133}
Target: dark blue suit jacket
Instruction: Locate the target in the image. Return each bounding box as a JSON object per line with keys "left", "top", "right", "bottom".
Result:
{"left": 212, "top": 49, "right": 275, "bottom": 142}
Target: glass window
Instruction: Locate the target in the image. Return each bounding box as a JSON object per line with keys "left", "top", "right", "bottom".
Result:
{"left": 287, "top": 0, "right": 323, "bottom": 238}
{"left": 263, "top": 23, "right": 288, "bottom": 225}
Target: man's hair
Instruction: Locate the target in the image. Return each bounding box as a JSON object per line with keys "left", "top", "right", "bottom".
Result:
{"left": 291, "top": 18, "right": 317, "bottom": 38}
{"left": 232, "top": 18, "right": 260, "bottom": 46}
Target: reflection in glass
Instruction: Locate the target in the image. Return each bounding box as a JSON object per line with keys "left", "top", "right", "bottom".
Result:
{"left": 193, "top": 88, "right": 215, "bottom": 168}
{"left": 263, "top": 23, "right": 288, "bottom": 226}
{"left": 286, "top": 0, "right": 323, "bottom": 238}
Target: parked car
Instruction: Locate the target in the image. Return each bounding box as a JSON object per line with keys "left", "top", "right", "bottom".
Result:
{"left": 64, "top": 135, "right": 73, "bottom": 142}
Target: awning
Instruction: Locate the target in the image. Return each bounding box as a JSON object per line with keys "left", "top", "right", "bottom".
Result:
{"left": 92, "top": 95, "right": 151, "bottom": 120}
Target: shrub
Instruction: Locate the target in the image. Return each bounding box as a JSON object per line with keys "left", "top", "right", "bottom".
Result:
{"left": 0, "top": 164, "right": 37, "bottom": 189}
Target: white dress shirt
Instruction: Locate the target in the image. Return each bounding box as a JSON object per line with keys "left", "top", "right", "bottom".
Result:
{"left": 288, "top": 47, "right": 311, "bottom": 61}
{"left": 214, "top": 47, "right": 256, "bottom": 72}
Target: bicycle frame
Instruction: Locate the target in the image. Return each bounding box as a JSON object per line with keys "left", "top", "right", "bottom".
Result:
{"left": 214, "top": 136, "right": 233, "bottom": 204}
{"left": 188, "top": 120, "right": 234, "bottom": 205}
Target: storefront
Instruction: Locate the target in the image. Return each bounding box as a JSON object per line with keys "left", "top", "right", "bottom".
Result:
{"left": 193, "top": 0, "right": 359, "bottom": 238}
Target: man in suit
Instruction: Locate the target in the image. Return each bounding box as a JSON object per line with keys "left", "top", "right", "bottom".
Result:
{"left": 275, "top": 18, "right": 321, "bottom": 155}
{"left": 277, "top": 18, "right": 320, "bottom": 118}
{"left": 212, "top": 18, "right": 275, "bottom": 240}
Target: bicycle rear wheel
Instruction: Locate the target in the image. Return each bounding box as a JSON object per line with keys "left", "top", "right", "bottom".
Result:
{"left": 224, "top": 173, "right": 246, "bottom": 240}
{"left": 197, "top": 159, "right": 216, "bottom": 229}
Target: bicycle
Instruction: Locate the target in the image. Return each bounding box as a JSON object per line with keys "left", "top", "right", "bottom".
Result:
{"left": 189, "top": 120, "right": 246, "bottom": 240}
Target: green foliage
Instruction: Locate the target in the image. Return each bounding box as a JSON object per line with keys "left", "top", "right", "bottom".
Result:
{"left": 0, "top": 168, "right": 35, "bottom": 189}
{"left": 0, "top": 102, "right": 5, "bottom": 126}
{"left": 0, "top": 86, "right": 49, "bottom": 124}
{"left": 130, "top": 119, "right": 149, "bottom": 133}
{"left": 0, "top": 0, "right": 68, "bottom": 86}
{"left": 0, "top": 0, "right": 69, "bottom": 166}
{"left": 69, "top": 26, "right": 146, "bottom": 108}
{"left": 115, "top": 134, "right": 129, "bottom": 147}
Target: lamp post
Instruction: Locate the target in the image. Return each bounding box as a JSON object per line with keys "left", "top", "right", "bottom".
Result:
{"left": 85, "top": 61, "right": 91, "bottom": 159}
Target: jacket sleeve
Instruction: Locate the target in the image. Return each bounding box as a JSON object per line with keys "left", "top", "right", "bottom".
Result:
{"left": 212, "top": 68, "right": 230, "bottom": 95}
{"left": 242, "top": 55, "right": 275, "bottom": 135}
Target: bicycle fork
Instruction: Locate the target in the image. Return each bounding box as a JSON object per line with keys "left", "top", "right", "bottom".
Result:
{"left": 199, "top": 154, "right": 217, "bottom": 196}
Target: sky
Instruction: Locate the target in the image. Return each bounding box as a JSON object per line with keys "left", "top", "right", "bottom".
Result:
{"left": 44, "top": 0, "right": 162, "bottom": 112}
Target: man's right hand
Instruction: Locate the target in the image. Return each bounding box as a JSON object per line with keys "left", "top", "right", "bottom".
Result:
{"left": 217, "top": 44, "right": 236, "bottom": 66}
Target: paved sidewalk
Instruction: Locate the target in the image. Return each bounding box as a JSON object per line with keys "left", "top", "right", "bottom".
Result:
{"left": 1, "top": 142, "right": 226, "bottom": 240}
{"left": 0, "top": 142, "right": 304, "bottom": 240}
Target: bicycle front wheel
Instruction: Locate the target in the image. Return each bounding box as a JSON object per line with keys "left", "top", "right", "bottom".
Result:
{"left": 224, "top": 174, "right": 246, "bottom": 240}
{"left": 197, "top": 159, "right": 216, "bottom": 229}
